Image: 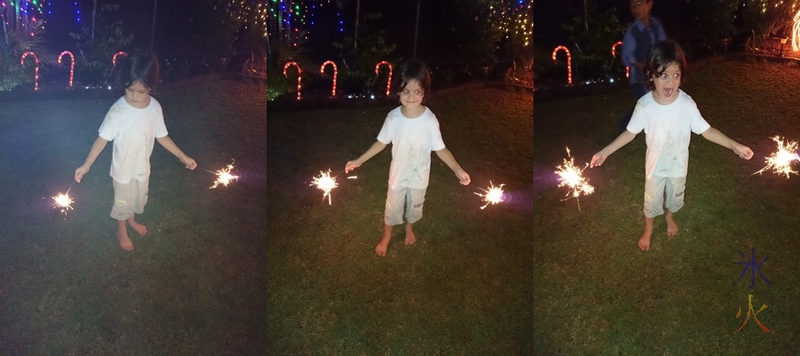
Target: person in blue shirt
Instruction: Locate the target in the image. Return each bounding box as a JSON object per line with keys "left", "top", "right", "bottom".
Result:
{"left": 619, "top": 0, "right": 667, "bottom": 131}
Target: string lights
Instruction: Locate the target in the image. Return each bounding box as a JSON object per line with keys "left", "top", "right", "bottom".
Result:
{"left": 552, "top": 46, "right": 572, "bottom": 85}
{"left": 490, "top": 0, "right": 532, "bottom": 47}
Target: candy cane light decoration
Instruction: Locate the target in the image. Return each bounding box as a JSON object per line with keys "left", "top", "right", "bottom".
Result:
{"left": 112, "top": 51, "right": 127, "bottom": 66}
{"left": 20, "top": 52, "right": 39, "bottom": 91}
{"left": 283, "top": 61, "right": 302, "bottom": 100}
{"left": 552, "top": 46, "right": 572, "bottom": 85}
{"left": 611, "top": 41, "right": 629, "bottom": 79}
{"left": 320, "top": 60, "right": 338, "bottom": 97}
{"left": 58, "top": 51, "right": 75, "bottom": 88}
{"left": 375, "top": 61, "right": 393, "bottom": 96}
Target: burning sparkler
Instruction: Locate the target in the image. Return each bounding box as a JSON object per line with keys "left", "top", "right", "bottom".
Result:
{"left": 207, "top": 160, "right": 240, "bottom": 189}
{"left": 52, "top": 184, "right": 75, "bottom": 215}
{"left": 753, "top": 136, "right": 800, "bottom": 179}
{"left": 475, "top": 182, "right": 505, "bottom": 209}
{"left": 311, "top": 169, "right": 339, "bottom": 205}
{"left": 555, "top": 147, "right": 595, "bottom": 211}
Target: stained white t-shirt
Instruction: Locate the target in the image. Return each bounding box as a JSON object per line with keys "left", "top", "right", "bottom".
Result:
{"left": 98, "top": 96, "right": 168, "bottom": 184}
{"left": 626, "top": 89, "right": 711, "bottom": 179}
{"left": 377, "top": 106, "right": 446, "bottom": 190}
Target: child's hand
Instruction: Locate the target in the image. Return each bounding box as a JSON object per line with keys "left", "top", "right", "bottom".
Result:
{"left": 456, "top": 170, "right": 471, "bottom": 185}
{"left": 734, "top": 144, "right": 754, "bottom": 160}
{"left": 74, "top": 165, "right": 90, "bottom": 183}
{"left": 345, "top": 160, "right": 361, "bottom": 173}
{"left": 182, "top": 156, "right": 197, "bottom": 170}
{"left": 590, "top": 152, "right": 608, "bottom": 167}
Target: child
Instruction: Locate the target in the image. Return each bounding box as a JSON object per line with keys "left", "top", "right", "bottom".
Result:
{"left": 590, "top": 40, "right": 753, "bottom": 251}
{"left": 345, "top": 61, "right": 471, "bottom": 257}
{"left": 74, "top": 51, "right": 197, "bottom": 251}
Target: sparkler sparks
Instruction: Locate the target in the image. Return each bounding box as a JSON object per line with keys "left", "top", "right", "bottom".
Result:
{"left": 555, "top": 147, "right": 595, "bottom": 211}
{"left": 208, "top": 161, "right": 240, "bottom": 189}
{"left": 52, "top": 192, "right": 74, "bottom": 215}
{"left": 311, "top": 169, "right": 338, "bottom": 205}
{"left": 475, "top": 182, "right": 505, "bottom": 209}
{"left": 753, "top": 136, "right": 800, "bottom": 179}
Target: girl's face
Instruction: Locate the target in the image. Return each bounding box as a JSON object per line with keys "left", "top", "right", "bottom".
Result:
{"left": 399, "top": 79, "right": 425, "bottom": 112}
{"left": 651, "top": 62, "right": 681, "bottom": 105}
{"left": 124, "top": 81, "right": 151, "bottom": 109}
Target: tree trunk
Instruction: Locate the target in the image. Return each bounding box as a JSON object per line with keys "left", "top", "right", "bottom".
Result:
{"left": 150, "top": 0, "right": 158, "bottom": 50}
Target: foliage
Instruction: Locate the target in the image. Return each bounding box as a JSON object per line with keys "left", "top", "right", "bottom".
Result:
{"left": 689, "top": 0, "right": 739, "bottom": 52}
{"left": 560, "top": 1, "right": 625, "bottom": 80}
{"left": 739, "top": 0, "right": 800, "bottom": 40}
{"left": 332, "top": 12, "right": 397, "bottom": 94}
{"left": 0, "top": 21, "right": 53, "bottom": 91}
{"left": 170, "top": 0, "right": 240, "bottom": 58}
{"left": 448, "top": 0, "right": 502, "bottom": 78}
{"left": 69, "top": 3, "right": 133, "bottom": 86}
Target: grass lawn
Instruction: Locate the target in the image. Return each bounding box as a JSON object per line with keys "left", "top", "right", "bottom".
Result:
{"left": 267, "top": 88, "right": 533, "bottom": 353}
{"left": 534, "top": 60, "right": 800, "bottom": 354}
{"left": 0, "top": 80, "right": 266, "bottom": 354}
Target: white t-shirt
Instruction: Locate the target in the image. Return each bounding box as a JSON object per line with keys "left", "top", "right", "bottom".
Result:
{"left": 626, "top": 89, "right": 711, "bottom": 179}
{"left": 377, "top": 106, "right": 446, "bottom": 190}
{"left": 98, "top": 96, "right": 168, "bottom": 184}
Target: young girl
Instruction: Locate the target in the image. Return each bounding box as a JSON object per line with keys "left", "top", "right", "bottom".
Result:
{"left": 345, "top": 61, "right": 471, "bottom": 256}
{"left": 590, "top": 40, "right": 753, "bottom": 251}
{"left": 74, "top": 51, "right": 197, "bottom": 251}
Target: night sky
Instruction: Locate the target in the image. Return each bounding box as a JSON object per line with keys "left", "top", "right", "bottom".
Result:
{"left": 41, "top": 0, "right": 235, "bottom": 58}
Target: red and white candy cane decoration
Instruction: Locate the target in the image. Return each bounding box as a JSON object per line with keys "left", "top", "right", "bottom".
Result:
{"left": 112, "top": 51, "right": 127, "bottom": 66}
{"left": 58, "top": 51, "right": 75, "bottom": 88}
{"left": 283, "top": 61, "right": 302, "bottom": 100}
{"left": 375, "top": 61, "right": 392, "bottom": 96}
{"left": 611, "top": 41, "right": 629, "bottom": 79}
{"left": 20, "top": 52, "right": 39, "bottom": 91}
{"left": 320, "top": 60, "right": 338, "bottom": 97}
{"left": 552, "top": 46, "right": 572, "bottom": 85}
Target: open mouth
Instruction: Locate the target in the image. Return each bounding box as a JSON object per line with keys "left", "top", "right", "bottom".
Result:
{"left": 663, "top": 88, "right": 674, "bottom": 97}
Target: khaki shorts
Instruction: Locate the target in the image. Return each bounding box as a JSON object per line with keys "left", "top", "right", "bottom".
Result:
{"left": 643, "top": 175, "right": 685, "bottom": 218}
{"left": 384, "top": 187, "right": 427, "bottom": 225}
{"left": 111, "top": 179, "right": 149, "bottom": 220}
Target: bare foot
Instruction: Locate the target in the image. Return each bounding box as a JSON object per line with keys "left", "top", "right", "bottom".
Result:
{"left": 117, "top": 230, "right": 134, "bottom": 251}
{"left": 666, "top": 214, "right": 678, "bottom": 237}
{"left": 375, "top": 228, "right": 392, "bottom": 256}
{"left": 128, "top": 219, "right": 147, "bottom": 236}
{"left": 404, "top": 225, "right": 416, "bottom": 246}
{"left": 638, "top": 226, "right": 653, "bottom": 251}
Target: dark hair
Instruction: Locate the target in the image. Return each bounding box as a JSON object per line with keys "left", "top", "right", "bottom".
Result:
{"left": 643, "top": 40, "right": 687, "bottom": 91}
{"left": 392, "top": 61, "right": 431, "bottom": 102}
{"left": 112, "top": 51, "right": 160, "bottom": 90}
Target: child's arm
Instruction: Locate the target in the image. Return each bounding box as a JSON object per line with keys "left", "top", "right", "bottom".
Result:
{"left": 590, "top": 130, "right": 637, "bottom": 167}
{"left": 435, "top": 148, "right": 471, "bottom": 185}
{"left": 701, "top": 127, "right": 754, "bottom": 159}
{"left": 345, "top": 141, "right": 387, "bottom": 173}
{"left": 75, "top": 136, "right": 109, "bottom": 183}
{"left": 156, "top": 136, "right": 197, "bottom": 169}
